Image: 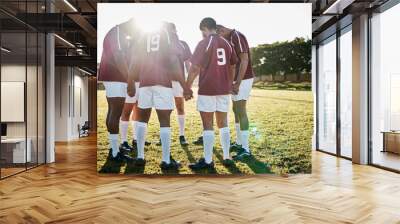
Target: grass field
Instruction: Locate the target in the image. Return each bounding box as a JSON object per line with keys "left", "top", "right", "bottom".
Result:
{"left": 97, "top": 87, "right": 313, "bottom": 175}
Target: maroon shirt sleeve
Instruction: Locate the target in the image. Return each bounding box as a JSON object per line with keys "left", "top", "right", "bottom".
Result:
{"left": 181, "top": 41, "right": 192, "bottom": 61}
{"left": 231, "top": 31, "right": 249, "bottom": 54}
{"left": 190, "top": 39, "right": 207, "bottom": 67}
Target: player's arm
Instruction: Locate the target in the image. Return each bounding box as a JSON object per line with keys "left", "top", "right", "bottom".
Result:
{"left": 127, "top": 61, "right": 139, "bottom": 97}
{"left": 230, "top": 64, "right": 236, "bottom": 84}
{"left": 186, "top": 64, "right": 200, "bottom": 89}
{"left": 235, "top": 52, "right": 249, "bottom": 85}
{"left": 183, "top": 42, "right": 192, "bottom": 77}
{"left": 170, "top": 55, "right": 186, "bottom": 90}
{"left": 184, "top": 60, "right": 191, "bottom": 76}
{"left": 127, "top": 38, "right": 142, "bottom": 97}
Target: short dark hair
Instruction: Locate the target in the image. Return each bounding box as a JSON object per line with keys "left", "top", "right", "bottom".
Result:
{"left": 199, "top": 17, "right": 217, "bottom": 30}
{"left": 169, "top": 22, "right": 176, "bottom": 30}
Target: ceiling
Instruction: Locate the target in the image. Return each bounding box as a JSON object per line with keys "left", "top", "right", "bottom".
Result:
{"left": 0, "top": 0, "right": 394, "bottom": 73}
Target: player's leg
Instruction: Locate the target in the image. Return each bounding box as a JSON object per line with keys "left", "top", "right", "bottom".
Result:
{"left": 119, "top": 102, "right": 134, "bottom": 152}
{"left": 135, "top": 107, "right": 151, "bottom": 165}
{"left": 106, "top": 97, "right": 125, "bottom": 158}
{"left": 232, "top": 101, "right": 242, "bottom": 150}
{"left": 172, "top": 81, "right": 188, "bottom": 146}
{"left": 189, "top": 95, "right": 215, "bottom": 170}
{"left": 215, "top": 95, "right": 234, "bottom": 166}
{"left": 131, "top": 82, "right": 151, "bottom": 148}
{"left": 174, "top": 97, "right": 188, "bottom": 146}
{"left": 131, "top": 102, "right": 152, "bottom": 147}
{"left": 235, "top": 100, "right": 250, "bottom": 152}
{"left": 104, "top": 82, "right": 133, "bottom": 162}
{"left": 130, "top": 103, "right": 138, "bottom": 142}
{"left": 232, "top": 78, "right": 253, "bottom": 160}
{"left": 154, "top": 86, "right": 180, "bottom": 169}
{"left": 134, "top": 86, "right": 153, "bottom": 165}
{"left": 156, "top": 109, "right": 178, "bottom": 169}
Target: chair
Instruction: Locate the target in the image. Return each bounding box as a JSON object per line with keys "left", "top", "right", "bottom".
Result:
{"left": 79, "top": 121, "right": 90, "bottom": 138}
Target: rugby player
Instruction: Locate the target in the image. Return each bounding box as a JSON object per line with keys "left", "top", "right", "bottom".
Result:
{"left": 127, "top": 23, "right": 189, "bottom": 169}
{"left": 156, "top": 23, "right": 192, "bottom": 146}
{"left": 170, "top": 23, "right": 192, "bottom": 146}
{"left": 98, "top": 18, "right": 136, "bottom": 162}
{"left": 217, "top": 24, "right": 255, "bottom": 160}
{"left": 185, "top": 18, "right": 238, "bottom": 169}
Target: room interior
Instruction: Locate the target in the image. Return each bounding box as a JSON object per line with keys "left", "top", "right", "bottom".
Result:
{"left": 0, "top": 0, "right": 399, "bottom": 222}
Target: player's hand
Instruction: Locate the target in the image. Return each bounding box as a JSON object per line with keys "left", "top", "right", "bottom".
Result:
{"left": 232, "top": 82, "right": 240, "bottom": 95}
{"left": 127, "top": 82, "right": 136, "bottom": 97}
{"left": 183, "top": 87, "right": 193, "bottom": 101}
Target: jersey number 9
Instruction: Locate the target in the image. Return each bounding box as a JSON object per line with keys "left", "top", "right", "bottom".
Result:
{"left": 216, "top": 48, "right": 226, "bottom": 65}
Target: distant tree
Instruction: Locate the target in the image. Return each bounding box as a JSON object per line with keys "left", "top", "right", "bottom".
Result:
{"left": 251, "top": 37, "right": 311, "bottom": 82}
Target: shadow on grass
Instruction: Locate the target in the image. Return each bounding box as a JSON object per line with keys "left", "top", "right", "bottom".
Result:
{"left": 183, "top": 145, "right": 218, "bottom": 174}
{"left": 124, "top": 161, "right": 145, "bottom": 174}
{"left": 98, "top": 151, "right": 124, "bottom": 174}
{"left": 123, "top": 145, "right": 146, "bottom": 174}
{"left": 238, "top": 152, "right": 272, "bottom": 174}
{"left": 181, "top": 145, "right": 196, "bottom": 163}
{"left": 215, "top": 150, "right": 242, "bottom": 174}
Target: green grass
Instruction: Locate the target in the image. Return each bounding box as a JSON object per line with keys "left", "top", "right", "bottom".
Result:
{"left": 97, "top": 88, "right": 313, "bottom": 175}
{"left": 253, "top": 81, "right": 311, "bottom": 91}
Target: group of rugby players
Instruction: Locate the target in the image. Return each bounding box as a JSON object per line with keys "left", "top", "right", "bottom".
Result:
{"left": 98, "top": 17, "right": 254, "bottom": 170}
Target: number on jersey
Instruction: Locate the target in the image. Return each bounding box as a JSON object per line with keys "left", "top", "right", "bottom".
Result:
{"left": 147, "top": 34, "right": 160, "bottom": 52}
{"left": 216, "top": 48, "right": 226, "bottom": 65}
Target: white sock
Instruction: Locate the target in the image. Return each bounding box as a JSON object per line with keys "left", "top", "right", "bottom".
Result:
{"left": 119, "top": 120, "right": 129, "bottom": 142}
{"left": 219, "top": 127, "right": 230, "bottom": 160}
{"left": 135, "top": 122, "right": 147, "bottom": 159}
{"left": 241, "top": 130, "right": 250, "bottom": 153}
{"left": 160, "top": 127, "right": 171, "bottom": 164}
{"left": 178, "top": 115, "right": 185, "bottom": 136}
{"left": 235, "top": 123, "right": 241, "bottom": 145}
{"left": 131, "top": 121, "right": 137, "bottom": 140}
{"left": 109, "top": 133, "right": 119, "bottom": 157}
{"left": 203, "top": 130, "right": 215, "bottom": 164}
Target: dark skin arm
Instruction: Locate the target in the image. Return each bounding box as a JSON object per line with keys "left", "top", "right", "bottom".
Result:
{"left": 230, "top": 64, "right": 236, "bottom": 94}
{"left": 127, "top": 61, "right": 139, "bottom": 97}
{"left": 185, "top": 64, "right": 201, "bottom": 100}
{"left": 169, "top": 55, "right": 193, "bottom": 100}
{"left": 232, "top": 52, "right": 249, "bottom": 94}
{"left": 184, "top": 60, "right": 191, "bottom": 74}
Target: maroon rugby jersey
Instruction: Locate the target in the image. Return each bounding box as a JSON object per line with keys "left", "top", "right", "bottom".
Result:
{"left": 98, "top": 26, "right": 134, "bottom": 83}
{"left": 190, "top": 34, "right": 238, "bottom": 96}
{"left": 179, "top": 40, "right": 192, "bottom": 62}
{"left": 168, "top": 33, "right": 190, "bottom": 81}
{"left": 174, "top": 40, "right": 192, "bottom": 80}
{"left": 229, "top": 30, "right": 254, "bottom": 81}
{"left": 135, "top": 29, "right": 174, "bottom": 88}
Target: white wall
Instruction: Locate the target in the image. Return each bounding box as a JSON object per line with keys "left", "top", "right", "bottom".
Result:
{"left": 54, "top": 67, "right": 89, "bottom": 141}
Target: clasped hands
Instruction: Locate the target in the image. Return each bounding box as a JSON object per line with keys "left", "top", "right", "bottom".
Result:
{"left": 183, "top": 84, "right": 193, "bottom": 101}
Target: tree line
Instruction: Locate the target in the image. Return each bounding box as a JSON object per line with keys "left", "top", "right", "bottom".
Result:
{"left": 250, "top": 37, "right": 312, "bottom": 82}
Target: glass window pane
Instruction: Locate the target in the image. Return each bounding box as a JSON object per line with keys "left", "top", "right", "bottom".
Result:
{"left": 27, "top": 31, "right": 38, "bottom": 169}
{"left": 38, "top": 33, "right": 45, "bottom": 165}
{"left": 318, "top": 36, "right": 337, "bottom": 154}
{"left": 371, "top": 4, "right": 400, "bottom": 171}
{"left": 340, "top": 28, "right": 352, "bottom": 158}
{"left": 1, "top": 31, "right": 27, "bottom": 177}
